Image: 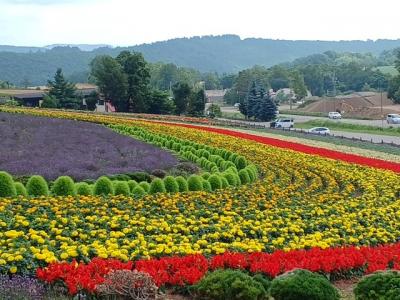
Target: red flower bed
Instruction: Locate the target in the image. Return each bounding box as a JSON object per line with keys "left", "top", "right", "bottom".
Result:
{"left": 154, "top": 122, "right": 400, "bottom": 173}
{"left": 36, "top": 258, "right": 133, "bottom": 295}
{"left": 37, "top": 243, "right": 400, "bottom": 295}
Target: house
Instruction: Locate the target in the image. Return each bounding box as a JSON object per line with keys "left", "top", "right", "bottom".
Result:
{"left": 205, "top": 90, "right": 226, "bottom": 103}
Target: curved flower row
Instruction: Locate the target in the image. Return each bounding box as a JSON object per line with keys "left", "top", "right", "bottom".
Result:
{"left": 37, "top": 242, "right": 400, "bottom": 295}
{"left": 0, "top": 107, "right": 399, "bottom": 277}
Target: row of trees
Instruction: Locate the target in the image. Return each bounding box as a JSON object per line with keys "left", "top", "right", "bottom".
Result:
{"left": 224, "top": 51, "right": 395, "bottom": 105}
{"left": 90, "top": 51, "right": 205, "bottom": 115}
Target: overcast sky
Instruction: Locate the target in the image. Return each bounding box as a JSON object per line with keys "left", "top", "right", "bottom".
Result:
{"left": 0, "top": 0, "right": 399, "bottom": 46}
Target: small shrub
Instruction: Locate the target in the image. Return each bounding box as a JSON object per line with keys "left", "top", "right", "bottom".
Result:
{"left": 238, "top": 169, "right": 251, "bottom": 185}
{"left": 220, "top": 177, "right": 229, "bottom": 188}
{"left": 113, "top": 181, "right": 130, "bottom": 196}
{"left": 192, "top": 269, "right": 268, "bottom": 300}
{"left": 0, "top": 171, "right": 16, "bottom": 197}
{"left": 75, "top": 182, "right": 92, "bottom": 195}
{"left": 223, "top": 172, "right": 237, "bottom": 186}
{"left": 354, "top": 270, "right": 400, "bottom": 300}
{"left": 93, "top": 176, "right": 114, "bottom": 196}
{"left": 128, "top": 172, "right": 151, "bottom": 183}
{"left": 208, "top": 174, "right": 222, "bottom": 191}
{"left": 187, "top": 175, "right": 203, "bottom": 191}
{"left": 202, "top": 179, "right": 212, "bottom": 192}
{"left": 139, "top": 182, "right": 150, "bottom": 193}
{"left": 132, "top": 185, "right": 147, "bottom": 198}
{"left": 151, "top": 169, "right": 167, "bottom": 178}
{"left": 51, "top": 176, "right": 76, "bottom": 196}
{"left": 149, "top": 178, "right": 166, "bottom": 194}
{"left": 235, "top": 156, "right": 247, "bottom": 169}
{"left": 175, "top": 176, "right": 189, "bottom": 192}
{"left": 127, "top": 180, "right": 138, "bottom": 192}
{"left": 163, "top": 176, "right": 179, "bottom": 193}
{"left": 201, "top": 172, "right": 211, "bottom": 179}
{"left": 245, "top": 167, "right": 257, "bottom": 182}
{"left": 269, "top": 269, "right": 340, "bottom": 300}
{"left": 14, "top": 182, "right": 27, "bottom": 197}
{"left": 26, "top": 175, "right": 49, "bottom": 197}
{"left": 96, "top": 270, "right": 158, "bottom": 300}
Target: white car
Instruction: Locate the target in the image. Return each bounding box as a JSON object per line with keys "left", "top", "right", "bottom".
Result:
{"left": 328, "top": 112, "right": 342, "bottom": 119}
{"left": 387, "top": 114, "right": 400, "bottom": 124}
{"left": 233, "top": 103, "right": 240, "bottom": 108}
{"left": 308, "top": 127, "right": 331, "bottom": 135}
{"left": 270, "top": 118, "right": 294, "bottom": 129}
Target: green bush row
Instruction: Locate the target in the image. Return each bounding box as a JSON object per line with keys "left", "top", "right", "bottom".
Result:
{"left": 192, "top": 269, "right": 340, "bottom": 300}
{"left": 110, "top": 124, "right": 254, "bottom": 174}
{"left": 0, "top": 167, "right": 254, "bottom": 198}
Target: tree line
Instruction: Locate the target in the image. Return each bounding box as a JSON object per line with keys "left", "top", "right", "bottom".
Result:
{"left": 42, "top": 51, "right": 206, "bottom": 116}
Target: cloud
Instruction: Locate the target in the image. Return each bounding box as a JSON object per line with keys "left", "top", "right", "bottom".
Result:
{"left": 0, "top": 0, "right": 89, "bottom": 4}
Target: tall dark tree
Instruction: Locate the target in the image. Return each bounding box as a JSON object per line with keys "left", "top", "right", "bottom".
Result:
{"left": 244, "top": 81, "right": 277, "bottom": 121}
{"left": 172, "top": 82, "right": 192, "bottom": 114}
{"left": 188, "top": 89, "right": 205, "bottom": 116}
{"left": 90, "top": 55, "right": 128, "bottom": 111}
{"left": 47, "top": 68, "right": 78, "bottom": 109}
{"left": 116, "top": 51, "right": 150, "bottom": 112}
{"left": 254, "top": 91, "right": 277, "bottom": 121}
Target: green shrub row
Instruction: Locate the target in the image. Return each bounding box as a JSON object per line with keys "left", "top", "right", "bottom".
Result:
{"left": 192, "top": 268, "right": 400, "bottom": 300}
{"left": 192, "top": 269, "right": 340, "bottom": 300}
{"left": 110, "top": 124, "right": 255, "bottom": 174}
{"left": 0, "top": 167, "right": 253, "bottom": 198}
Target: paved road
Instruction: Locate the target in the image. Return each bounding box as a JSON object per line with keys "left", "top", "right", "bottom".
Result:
{"left": 216, "top": 117, "right": 400, "bottom": 146}
{"left": 222, "top": 106, "right": 396, "bottom": 127}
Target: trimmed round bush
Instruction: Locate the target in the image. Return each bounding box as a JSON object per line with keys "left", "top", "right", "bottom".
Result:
{"left": 93, "top": 176, "right": 114, "bottom": 196}
{"left": 14, "top": 182, "right": 27, "bottom": 197}
{"left": 208, "top": 174, "right": 222, "bottom": 191}
{"left": 223, "top": 172, "right": 237, "bottom": 186}
{"left": 163, "top": 176, "right": 179, "bottom": 193}
{"left": 238, "top": 169, "right": 251, "bottom": 185}
{"left": 220, "top": 177, "right": 229, "bottom": 188}
{"left": 201, "top": 172, "right": 211, "bottom": 180}
{"left": 187, "top": 175, "right": 203, "bottom": 191}
{"left": 245, "top": 167, "right": 257, "bottom": 182}
{"left": 51, "top": 176, "right": 76, "bottom": 196}
{"left": 149, "top": 178, "right": 166, "bottom": 194}
{"left": 132, "top": 185, "right": 147, "bottom": 198}
{"left": 269, "top": 269, "right": 340, "bottom": 300}
{"left": 175, "top": 176, "right": 188, "bottom": 192}
{"left": 226, "top": 166, "right": 238, "bottom": 174}
{"left": 139, "top": 182, "right": 150, "bottom": 193}
{"left": 113, "top": 181, "right": 130, "bottom": 196}
{"left": 75, "top": 182, "right": 92, "bottom": 195}
{"left": 0, "top": 171, "right": 16, "bottom": 198}
{"left": 26, "top": 175, "right": 49, "bottom": 197}
{"left": 354, "top": 271, "right": 400, "bottom": 300}
{"left": 202, "top": 179, "right": 212, "bottom": 192}
{"left": 235, "top": 156, "right": 247, "bottom": 169}
{"left": 192, "top": 269, "right": 268, "bottom": 300}
{"left": 127, "top": 180, "right": 138, "bottom": 192}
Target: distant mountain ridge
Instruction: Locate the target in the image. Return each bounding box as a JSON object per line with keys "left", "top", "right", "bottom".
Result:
{"left": 1, "top": 35, "right": 400, "bottom": 85}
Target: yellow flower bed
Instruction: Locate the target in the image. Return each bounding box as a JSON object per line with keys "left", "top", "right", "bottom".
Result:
{"left": 0, "top": 107, "right": 399, "bottom": 274}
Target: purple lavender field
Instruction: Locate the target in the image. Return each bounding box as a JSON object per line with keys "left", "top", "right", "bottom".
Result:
{"left": 0, "top": 112, "right": 178, "bottom": 180}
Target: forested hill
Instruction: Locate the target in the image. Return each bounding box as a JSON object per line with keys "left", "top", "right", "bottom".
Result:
{"left": 2, "top": 35, "right": 400, "bottom": 85}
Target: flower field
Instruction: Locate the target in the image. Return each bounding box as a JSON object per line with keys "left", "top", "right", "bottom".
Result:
{"left": 0, "top": 107, "right": 399, "bottom": 297}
